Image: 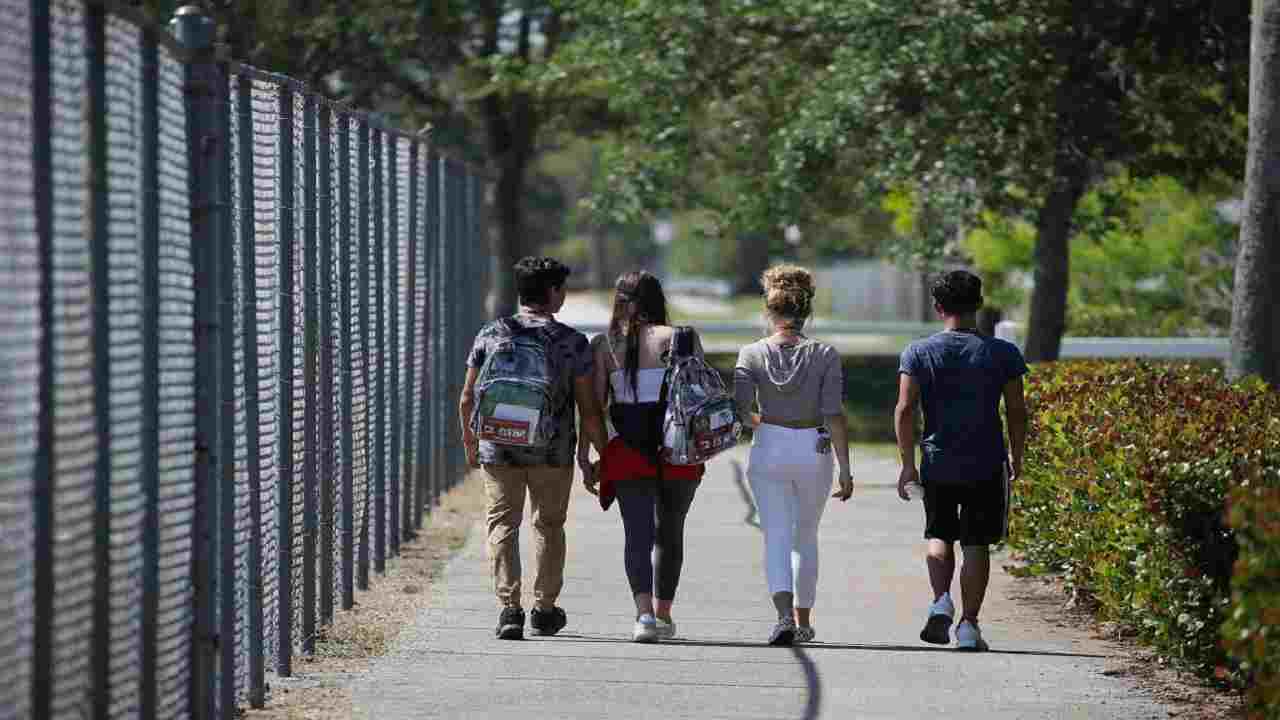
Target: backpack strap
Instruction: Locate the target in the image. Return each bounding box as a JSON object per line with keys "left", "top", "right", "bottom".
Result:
{"left": 650, "top": 331, "right": 685, "bottom": 482}
{"left": 670, "top": 326, "right": 697, "bottom": 360}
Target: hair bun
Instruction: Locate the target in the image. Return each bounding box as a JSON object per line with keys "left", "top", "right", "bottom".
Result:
{"left": 761, "top": 265, "right": 816, "bottom": 322}
{"left": 762, "top": 265, "right": 815, "bottom": 297}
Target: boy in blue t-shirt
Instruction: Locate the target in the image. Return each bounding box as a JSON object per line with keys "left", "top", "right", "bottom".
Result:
{"left": 895, "top": 270, "right": 1028, "bottom": 652}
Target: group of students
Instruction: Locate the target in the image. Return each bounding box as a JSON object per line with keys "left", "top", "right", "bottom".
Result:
{"left": 458, "top": 257, "right": 1028, "bottom": 651}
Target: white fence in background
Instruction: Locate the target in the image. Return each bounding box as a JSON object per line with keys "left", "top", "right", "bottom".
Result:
{"left": 576, "top": 320, "right": 1231, "bottom": 360}
{"left": 995, "top": 322, "right": 1229, "bottom": 360}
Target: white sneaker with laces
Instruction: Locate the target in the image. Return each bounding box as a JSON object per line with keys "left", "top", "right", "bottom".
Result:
{"left": 655, "top": 617, "right": 676, "bottom": 640}
{"left": 955, "top": 619, "right": 989, "bottom": 652}
{"left": 633, "top": 613, "right": 659, "bottom": 643}
{"left": 920, "top": 592, "right": 955, "bottom": 645}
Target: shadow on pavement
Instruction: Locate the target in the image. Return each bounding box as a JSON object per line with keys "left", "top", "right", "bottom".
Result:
{"left": 543, "top": 634, "right": 1106, "bottom": 660}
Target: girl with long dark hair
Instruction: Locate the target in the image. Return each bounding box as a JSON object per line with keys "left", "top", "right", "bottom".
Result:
{"left": 578, "top": 270, "right": 705, "bottom": 643}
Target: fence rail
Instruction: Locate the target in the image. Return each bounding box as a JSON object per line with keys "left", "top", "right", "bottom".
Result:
{"left": 0, "top": 2, "right": 491, "bottom": 718}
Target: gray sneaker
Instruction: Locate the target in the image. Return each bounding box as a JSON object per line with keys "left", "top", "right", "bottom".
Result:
{"left": 655, "top": 617, "right": 677, "bottom": 640}
{"left": 955, "top": 619, "right": 989, "bottom": 652}
{"left": 768, "top": 617, "right": 796, "bottom": 646}
{"left": 794, "top": 625, "right": 816, "bottom": 643}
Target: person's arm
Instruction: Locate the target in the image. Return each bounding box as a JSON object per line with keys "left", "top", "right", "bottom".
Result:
{"left": 578, "top": 335, "right": 610, "bottom": 474}
{"left": 458, "top": 367, "right": 481, "bottom": 468}
{"left": 574, "top": 375, "right": 609, "bottom": 493}
{"left": 1002, "top": 375, "right": 1028, "bottom": 482}
{"left": 827, "top": 413, "right": 853, "bottom": 501}
{"left": 894, "top": 373, "right": 921, "bottom": 501}
{"left": 821, "top": 347, "right": 852, "bottom": 501}
{"left": 733, "top": 347, "right": 761, "bottom": 428}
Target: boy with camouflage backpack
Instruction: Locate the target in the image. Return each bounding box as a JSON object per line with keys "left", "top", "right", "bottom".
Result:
{"left": 459, "top": 257, "right": 609, "bottom": 640}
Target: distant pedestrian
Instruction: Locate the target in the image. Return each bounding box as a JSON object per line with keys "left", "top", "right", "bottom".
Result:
{"left": 459, "top": 256, "right": 609, "bottom": 640}
{"left": 735, "top": 265, "right": 853, "bottom": 646}
{"left": 580, "top": 271, "right": 708, "bottom": 643}
{"left": 894, "top": 270, "right": 1029, "bottom": 652}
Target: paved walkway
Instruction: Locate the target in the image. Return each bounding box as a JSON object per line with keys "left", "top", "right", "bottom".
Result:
{"left": 351, "top": 448, "right": 1171, "bottom": 719}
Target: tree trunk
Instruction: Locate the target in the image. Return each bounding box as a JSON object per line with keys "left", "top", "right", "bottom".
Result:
{"left": 1229, "top": 0, "right": 1280, "bottom": 386}
{"left": 589, "top": 225, "right": 609, "bottom": 290}
{"left": 490, "top": 154, "right": 528, "bottom": 317}
{"left": 1024, "top": 153, "right": 1090, "bottom": 362}
{"left": 977, "top": 306, "right": 1003, "bottom": 337}
{"left": 733, "top": 231, "right": 772, "bottom": 296}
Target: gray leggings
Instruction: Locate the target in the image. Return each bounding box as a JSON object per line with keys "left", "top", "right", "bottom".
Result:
{"left": 615, "top": 477, "right": 700, "bottom": 600}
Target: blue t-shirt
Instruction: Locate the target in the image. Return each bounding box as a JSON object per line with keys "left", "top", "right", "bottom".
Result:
{"left": 898, "top": 330, "right": 1028, "bottom": 486}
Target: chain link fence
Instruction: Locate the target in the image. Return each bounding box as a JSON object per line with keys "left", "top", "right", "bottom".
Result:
{"left": 0, "top": 1, "right": 492, "bottom": 718}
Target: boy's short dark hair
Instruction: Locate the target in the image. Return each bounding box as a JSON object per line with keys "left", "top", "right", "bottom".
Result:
{"left": 514, "top": 256, "right": 571, "bottom": 306}
{"left": 931, "top": 270, "right": 984, "bottom": 315}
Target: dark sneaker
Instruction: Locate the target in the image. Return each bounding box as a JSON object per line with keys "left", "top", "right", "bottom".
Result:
{"left": 920, "top": 592, "right": 954, "bottom": 645}
{"left": 530, "top": 606, "right": 567, "bottom": 637}
{"left": 496, "top": 607, "right": 525, "bottom": 640}
{"left": 768, "top": 617, "right": 796, "bottom": 646}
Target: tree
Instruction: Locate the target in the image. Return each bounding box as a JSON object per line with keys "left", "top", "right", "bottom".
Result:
{"left": 146, "top": 0, "right": 624, "bottom": 315}
{"left": 964, "top": 174, "right": 1238, "bottom": 337}
{"left": 573, "top": 1, "right": 1249, "bottom": 359}
{"left": 1229, "top": 0, "right": 1280, "bottom": 385}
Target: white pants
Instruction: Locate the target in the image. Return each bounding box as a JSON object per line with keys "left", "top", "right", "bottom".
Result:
{"left": 747, "top": 424, "right": 834, "bottom": 608}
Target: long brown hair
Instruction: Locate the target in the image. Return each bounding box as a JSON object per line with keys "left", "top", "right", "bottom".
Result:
{"left": 607, "top": 271, "right": 669, "bottom": 400}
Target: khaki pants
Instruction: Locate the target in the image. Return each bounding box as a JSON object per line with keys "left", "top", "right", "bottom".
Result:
{"left": 482, "top": 464, "right": 575, "bottom": 610}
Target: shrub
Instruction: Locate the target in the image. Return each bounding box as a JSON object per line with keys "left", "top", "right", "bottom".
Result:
{"left": 1010, "top": 360, "right": 1280, "bottom": 716}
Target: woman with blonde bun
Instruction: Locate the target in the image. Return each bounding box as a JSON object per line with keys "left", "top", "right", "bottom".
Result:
{"left": 734, "top": 265, "right": 852, "bottom": 646}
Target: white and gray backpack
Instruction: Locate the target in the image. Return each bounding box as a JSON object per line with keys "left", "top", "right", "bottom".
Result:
{"left": 659, "top": 327, "right": 742, "bottom": 465}
{"left": 470, "top": 318, "right": 566, "bottom": 448}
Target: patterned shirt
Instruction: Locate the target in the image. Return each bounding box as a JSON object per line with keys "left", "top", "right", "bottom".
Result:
{"left": 466, "top": 314, "right": 593, "bottom": 467}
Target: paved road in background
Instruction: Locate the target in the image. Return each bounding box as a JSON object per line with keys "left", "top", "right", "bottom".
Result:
{"left": 351, "top": 448, "right": 1172, "bottom": 719}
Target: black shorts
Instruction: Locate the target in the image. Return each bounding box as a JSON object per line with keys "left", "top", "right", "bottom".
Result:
{"left": 922, "top": 466, "right": 1009, "bottom": 546}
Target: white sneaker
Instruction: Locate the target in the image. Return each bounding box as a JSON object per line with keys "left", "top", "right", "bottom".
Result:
{"left": 955, "top": 619, "right": 989, "bottom": 652}
{"left": 920, "top": 592, "right": 954, "bottom": 645}
{"left": 633, "top": 613, "right": 659, "bottom": 643}
{"left": 655, "top": 617, "right": 677, "bottom": 640}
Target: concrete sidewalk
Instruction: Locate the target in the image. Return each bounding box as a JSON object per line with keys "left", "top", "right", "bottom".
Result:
{"left": 351, "top": 449, "right": 1170, "bottom": 719}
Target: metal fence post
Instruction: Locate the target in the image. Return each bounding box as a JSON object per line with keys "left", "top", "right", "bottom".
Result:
{"left": 339, "top": 113, "right": 355, "bottom": 610}
{"left": 85, "top": 4, "right": 112, "bottom": 717}
{"left": 234, "top": 69, "right": 266, "bottom": 710}
{"left": 424, "top": 153, "right": 440, "bottom": 512}
{"left": 387, "top": 134, "right": 400, "bottom": 558}
{"left": 215, "top": 44, "right": 238, "bottom": 720}
{"left": 356, "top": 119, "right": 370, "bottom": 592}
{"left": 402, "top": 140, "right": 418, "bottom": 541}
{"left": 435, "top": 155, "right": 449, "bottom": 501}
{"left": 30, "top": 0, "right": 54, "bottom": 713}
{"left": 172, "top": 5, "right": 224, "bottom": 719}
{"left": 318, "top": 104, "right": 336, "bottom": 628}
{"left": 372, "top": 126, "right": 386, "bottom": 575}
{"left": 274, "top": 80, "right": 296, "bottom": 678}
{"left": 302, "top": 91, "right": 318, "bottom": 656}
{"left": 138, "top": 23, "right": 163, "bottom": 720}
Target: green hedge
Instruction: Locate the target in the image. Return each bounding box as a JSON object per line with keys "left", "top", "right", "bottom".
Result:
{"left": 1011, "top": 360, "right": 1280, "bottom": 717}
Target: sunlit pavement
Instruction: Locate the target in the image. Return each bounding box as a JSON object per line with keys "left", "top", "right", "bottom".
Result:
{"left": 351, "top": 447, "right": 1173, "bottom": 719}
